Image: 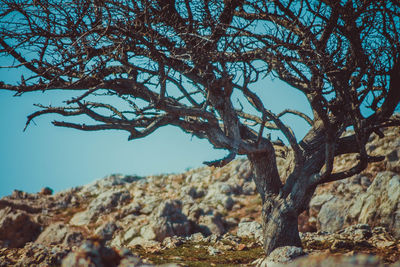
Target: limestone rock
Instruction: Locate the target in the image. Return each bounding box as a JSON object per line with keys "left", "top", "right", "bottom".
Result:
{"left": 146, "top": 199, "right": 193, "bottom": 241}
{"left": 69, "top": 210, "right": 93, "bottom": 226}
{"left": 181, "top": 186, "right": 204, "bottom": 199}
{"left": 309, "top": 194, "right": 335, "bottom": 211}
{"left": 95, "top": 222, "right": 118, "bottom": 240}
{"left": 127, "top": 236, "right": 160, "bottom": 248}
{"left": 204, "top": 181, "right": 238, "bottom": 197}
{"left": 187, "top": 232, "right": 205, "bottom": 242}
{"left": 81, "top": 174, "right": 141, "bottom": 195}
{"left": 185, "top": 168, "right": 212, "bottom": 184}
{"left": 237, "top": 221, "right": 263, "bottom": 243}
{"left": 61, "top": 241, "right": 128, "bottom": 267}
{"left": 0, "top": 207, "right": 41, "bottom": 248}
{"left": 119, "top": 201, "right": 141, "bottom": 218}
{"left": 386, "top": 141, "right": 400, "bottom": 173}
{"left": 162, "top": 236, "right": 185, "bottom": 249}
{"left": 64, "top": 231, "right": 84, "bottom": 247}
{"left": 307, "top": 170, "right": 400, "bottom": 238}
{"left": 253, "top": 246, "right": 304, "bottom": 267}
{"left": 197, "top": 211, "right": 226, "bottom": 236}
{"left": 352, "top": 171, "right": 400, "bottom": 238}
{"left": 242, "top": 181, "right": 256, "bottom": 195}
{"left": 317, "top": 197, "right": 348, "bottom": 232}
{"left": 35, "top": 222, "right": 70, "bottom": 246}
{"left": 268, "top": 246, "right": 304, "bottom": 262}
{"left": 70, "top": 189, "right": 131, "bottom": 225}
{"left": 207, "top": 246, "right": 221, "bottom": 255}
{"left": 139, "top": 195, "right": 160, "bottom": 215}
{"left": 89, "top": 189, "right": 131, "bottom": 214}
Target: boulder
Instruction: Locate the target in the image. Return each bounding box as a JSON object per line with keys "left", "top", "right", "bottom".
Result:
{"left": 88, "top": 189, "right": 131, "bottom": 214}
{"left": 317, "top": 197, "right": 348, "bottom": 232}
{"left": 95, "top": 222, "right": 118, "bottom": 240}
{"left": 138, "top": 195, "right": 160, "bottom": 215}
{"left": 242, "top": 181, "right": 256, "bottom": 195}
{"left": 69, "top": 210, "right": 93, "bottom": 226}
{"left": 61, "top": 241, "right": 131, "bottom": 267}
{"left": 350, "top": 171, "right": 400, "bottom": 238}
{"left": 268, "top": 246, "right": 304, "bottom": 263}
{"left": 70, "top": 189, "right": 131, "bottom": 225}
{"left": 64, "top": 231, "right": 84, "bottom": 247}
{"left": 185, "top": 168, "right": 212, "bottom": 184}
{"left": 162, "top": 236, "right": 185, "bottom": 249}
{"left": 144, "top": 199, "right": 193, "bottom": 241}
{"left": 180, "top": 186, "right": 204, "bottom": 199}
{"left": 237, "top": 221, "right": 263, "bottom": 243}
{"left": 203, "top": 182, "right": 236, "bottom": 210}
{"left": 308, "top": 170, "right": 400, "bottom": 238}
{"left": 35, "top": 222, "right": 69, "bottom": 246}
{"left": 127, "top": 236, "right": 160, "bottom": 248}
{"left": 0, "top": 207, "right": 41, "bottom": 248}
{"left": 197, "top": 211, "right": 226, "bottom": 236}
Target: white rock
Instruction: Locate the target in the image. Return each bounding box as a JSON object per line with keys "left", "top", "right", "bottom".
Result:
{"left": 35, "top": 222, "right": 69, "bottom": 246}
{"left": 318, "top": 197, "right": 348, "bottom": 232}
{"left": 207, "top": 246, "right": 221, "bottom": 255}
{"left": 237, "top": 221, "right": 263, "bottom": 243}
{"left": 141, "top": 225, "right": 157, "bottom": 240}
{"left": 267, "top": 246, "right": 304, "bottom": 263}
{"left": 69, "top": 210, "right": 92, "bottom": 226}
{"left": 124, "top": 227, "right": 140, "bottom": 242}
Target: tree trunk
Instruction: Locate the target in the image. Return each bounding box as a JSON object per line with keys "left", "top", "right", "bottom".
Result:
{"left": 248, "top": 150, "right": 303, "bottom": 255}
{"left": 261, "top": 195, "right": 302, "bottom": 255}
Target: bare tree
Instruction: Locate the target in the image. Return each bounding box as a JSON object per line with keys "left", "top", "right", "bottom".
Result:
{"left": 1, "top": 0, "right": 399, "bottom": 255}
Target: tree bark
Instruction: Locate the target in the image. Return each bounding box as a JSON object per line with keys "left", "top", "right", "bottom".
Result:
{"left": 261, "top": 195, "right": 302, "bottom": 255}
{"left": 248, "top": 149, "right": 303, "bottom": 255}
{"left": 248, "top": 149, "right": 282, "bottom": 201}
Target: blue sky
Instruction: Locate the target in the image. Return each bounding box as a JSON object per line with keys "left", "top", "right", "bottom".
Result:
{"left": 0, "top": 64, "right": 312, "bottom": 197}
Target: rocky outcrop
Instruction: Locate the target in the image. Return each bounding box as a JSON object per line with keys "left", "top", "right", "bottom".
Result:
{"left": 254, "top": 224, "right": 400, "bottom": 267}
{"left": 304, "top": 126, "right": 400, "bottom": 238}
{"left": 0, "top": 126, "right": 399, "bottom": 265}
{"left": 0, "top": 207, "right": 41, "bottom": 248}
{"left": 308, "top": 171, "right": 400, "bottom": 238}
{"left": 350, "top": 172, "right": 400, "bottom": 237}
{"left": 61, "top": 241, "right": 140, "bottom": 267}
{"left": 70, "top": 188, "right": 131, "bottom": 226}
{"left": 35, "top": 222, "right": 84, "bottom": 247}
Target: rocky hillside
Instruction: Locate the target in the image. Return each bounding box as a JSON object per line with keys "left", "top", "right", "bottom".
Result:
{"left": 0, "top": 126, "right": 399, "bottom": 266}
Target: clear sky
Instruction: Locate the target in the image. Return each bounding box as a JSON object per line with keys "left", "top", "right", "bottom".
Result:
{"left": 0, "top": 64, "right": 312, "bottom": 197}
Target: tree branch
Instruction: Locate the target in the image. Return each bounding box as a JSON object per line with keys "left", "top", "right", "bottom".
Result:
{"left": 203, "top": 151, "right": 236, "bottom": 167}
{"left": 319, "top": 155, "right": 385, "bottom": 184}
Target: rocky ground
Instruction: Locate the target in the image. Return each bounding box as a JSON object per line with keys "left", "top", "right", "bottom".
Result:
{"left": 0, "top": 126, "right": 399, "bottom": 266}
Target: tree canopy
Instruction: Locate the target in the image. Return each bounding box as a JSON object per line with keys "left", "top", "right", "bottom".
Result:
{"left": 1, "top": 0, "right": 400, "bottom": 255}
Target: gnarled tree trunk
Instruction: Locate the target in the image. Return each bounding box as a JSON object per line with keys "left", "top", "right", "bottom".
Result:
{"left": 248, "top": 150, "right": 304, "bottom": 255}
{"left": 248, "top": 149, "right": 315, "bottom": 255}
{"left": 261, "top": 195, "right": 302, "bottom": 255}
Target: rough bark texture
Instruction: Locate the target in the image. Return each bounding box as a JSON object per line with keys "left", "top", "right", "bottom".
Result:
{"left": 249, "top": 151, "right": 304, "bottom": 254}
{"left": 248, "top": 149, "right": 282, "bottom": 200}
{"left": 261, "top": 195, "right": 302, "bottom": 255}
